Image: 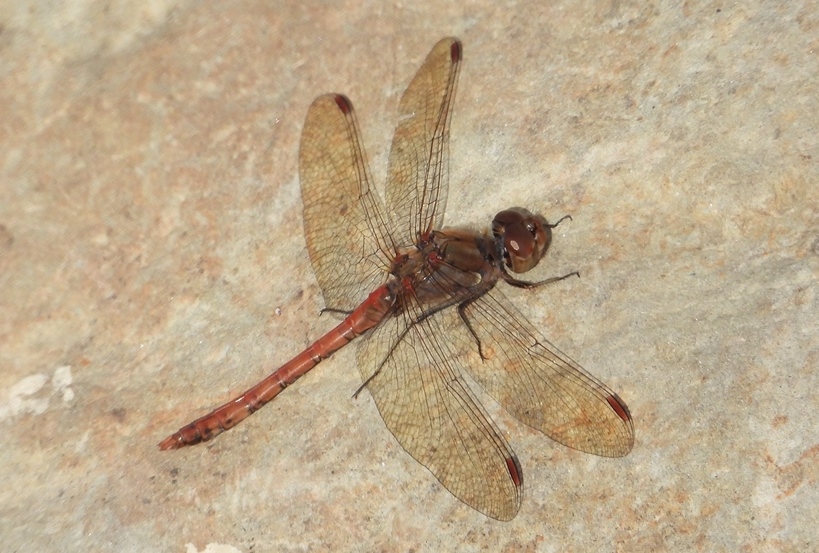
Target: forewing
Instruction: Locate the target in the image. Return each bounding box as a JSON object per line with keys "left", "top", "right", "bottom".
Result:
{"left": 356, "top": 301, "right": 522, "bottom": 521}
{"left": 299, "top": 94, "right": 394, "bottom": 311}
{"left": 385, "top": 37, "right": 461, "bottom": 244}
{"left": 461, "top": 288, "right": 634, "bottom": 457}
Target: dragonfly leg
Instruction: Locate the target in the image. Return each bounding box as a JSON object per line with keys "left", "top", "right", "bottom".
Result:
{"left": 354, "top": 335, "right": 403, "bottom": 398}
{"left": 320, "top": 306, "right": 353, "bottom": 316}
{"left": 354, "top": 298, "right": 448, "bottom": 397}
{"left": 545, "top": 214, "right": 572, "bottom": 229}
{"left": 501, "top": 269, "right": 580, "bottom": 289}
{"left": 355, "top": 282, "right": 491, "bottom": 395}
{"left": 457, "top": 298, "right": 489, "bottom": 360}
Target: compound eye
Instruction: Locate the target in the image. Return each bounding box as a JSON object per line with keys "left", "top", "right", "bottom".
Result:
{"left": 492, "top": 208, "right": 552, "bottom": 273}
{"left": 505, "top": 226, "right": 535, "bottom": 258}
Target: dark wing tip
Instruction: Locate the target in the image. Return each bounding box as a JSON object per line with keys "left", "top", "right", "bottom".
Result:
{"left": 506, "top": 455, "right": 523, "bottom": 488}
{"left": 333, "top": 94, "right": 353, "bottom": 114}
{"left": 606, "top": 394, "right": 632, "bottom": 423}
{"left": 450, "top": 38, "right": 462, "bottom": 63}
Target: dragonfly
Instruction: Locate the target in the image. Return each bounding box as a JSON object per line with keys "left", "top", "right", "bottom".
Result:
{"left": 159, "top": 37, "right": 634, "bottom": 521}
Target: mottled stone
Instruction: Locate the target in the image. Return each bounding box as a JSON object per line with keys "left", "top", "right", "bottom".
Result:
{"left": 1, "top": 1, "right": 817, "bottom": 551}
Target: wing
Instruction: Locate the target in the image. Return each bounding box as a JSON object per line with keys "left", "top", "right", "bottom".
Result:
{"left": 299, "top": 94, "right": 394, "bottom": 311}
{"left": 460, "top": 287, "right": 634, "bottom": 457}
{"left": 385, "top": 37, "right": 461, "bottom": 245}
{"left": 356, "top": 298, "right": 523, "bottom": 521}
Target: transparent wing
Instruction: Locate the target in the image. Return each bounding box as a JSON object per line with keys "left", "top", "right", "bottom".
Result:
{"left": 461, "top": 287, "right": 635, "bottom": 457}
{"left": 356, "top": 300, "right": 523, "bottom": 521}
{"left": 385, "top": 37, "right": 461, "bottom": 244}
{"left": 299, "top": 94, "right": 394, "bottom": 311}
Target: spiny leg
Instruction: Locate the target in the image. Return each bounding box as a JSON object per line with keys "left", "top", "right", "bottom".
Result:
{"left": 502, "top": 270, "right": 580, "bottom": 289}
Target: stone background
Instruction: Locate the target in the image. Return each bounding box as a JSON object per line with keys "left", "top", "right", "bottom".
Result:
{"left": 1, "top": 1, "right": 817, "bottom": 551}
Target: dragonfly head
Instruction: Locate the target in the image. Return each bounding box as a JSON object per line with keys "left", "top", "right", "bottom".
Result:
{"left": 491, "top": 208, "right": 551, "bottom": 273}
